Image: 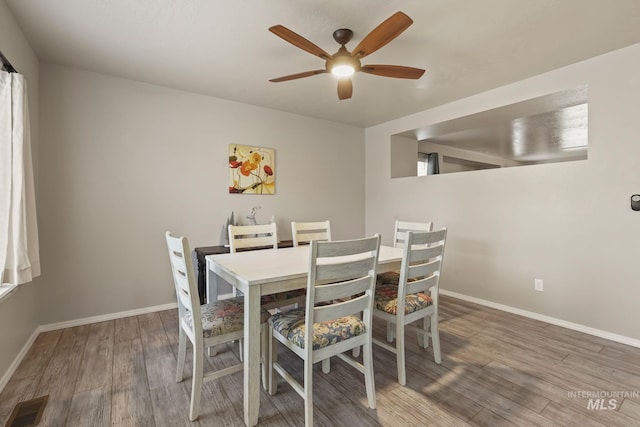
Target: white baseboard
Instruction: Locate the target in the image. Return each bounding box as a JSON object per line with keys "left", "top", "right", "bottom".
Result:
{"left": 440, "top": 289, "right": 640, "bottom": 348}
{"left": 0, "top": 328, "right": 40, "bottom": 392}
{"left": 0, "top": 302, "right": 178, "bottom": 392}
{"left": 37, "top": 302, "right": 178, "bottom": 332}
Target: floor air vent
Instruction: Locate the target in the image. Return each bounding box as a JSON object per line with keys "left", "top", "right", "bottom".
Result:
{"left": 4, "top": 395, "right": 48, "bottom": 427}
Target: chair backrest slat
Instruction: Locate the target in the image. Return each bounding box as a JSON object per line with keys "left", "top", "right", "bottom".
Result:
{"left": 409, "top": 245, "right": 444, "bottom": 263}
{"left": 292, "top": 220, "right": 331, "bottom": 246}
{"left": 314, "top": 294, "right": 369, "bottom": 323}
{"left": 405, "top": 273, "right": 439, "bottom": 295}
{"left": 315, "top": 276, "right": 372, "bottom": 303}
{"left": 394, "top": 220, "right": 433, "bottom": 248}
{"left": 315, "top": 257, "right": 375, "bottom": 282}
{"left": 315, "top": 237, "right": 377, "bottom": 257}
{"left": 228, "top": 222, "right": 278, "bottom": 252}
{"left": 408, "top": 258, "right": 441, "bottom": 280}
{"left": 170, "top": 258, "right": 192, "bottom": 309}
{"left": 412, "top": 228, "right": 446, "bottom": 245}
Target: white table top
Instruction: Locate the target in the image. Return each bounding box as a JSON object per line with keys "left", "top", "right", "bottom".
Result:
{"left": 206, "top": 244, "right": 403, "bottom": 286}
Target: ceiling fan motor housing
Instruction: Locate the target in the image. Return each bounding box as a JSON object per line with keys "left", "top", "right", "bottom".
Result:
{"left": 333, "top": 28, "right": 353, "bottom": 45}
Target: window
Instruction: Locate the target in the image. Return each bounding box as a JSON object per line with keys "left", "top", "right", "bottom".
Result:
{"left": 417, "top": 152, "right": 440, "bottom": 176}
{"left": 0, "top": 69, "right": 40, "bottom": 300}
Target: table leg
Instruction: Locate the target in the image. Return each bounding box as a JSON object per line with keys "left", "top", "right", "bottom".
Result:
{"left": 206, "top": 263, "right": 222, "bottom": 357}
{"left": 244, "top": 286, "right": 261, "bottom": 426}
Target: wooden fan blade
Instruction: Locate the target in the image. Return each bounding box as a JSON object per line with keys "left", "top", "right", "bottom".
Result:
{"left": 351, "top": 12, "right": 413, "bottom": 58}
{"left": 361, "top": 64, "right": 425, "bottom": 79}
{"left": 269, "top": 70, "right": 327, "bottom": 82}
{"left": 269, "top": 25, "right": 331, "bottom": 59}
{"left": 337, "top": 78, "right": 353, "bottom": 100}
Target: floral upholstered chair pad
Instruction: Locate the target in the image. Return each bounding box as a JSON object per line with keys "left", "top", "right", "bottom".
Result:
{"left": 269, "top": 308, "right": 365, "bottom": 350}
{"left": 184, "top": 296, "right": 270, "bottom": 338}
{"left": 374, "top": 284, "right": 433, "bottom": 315}
{"left": 377, "top": 271, "right": 423, "bottom": 286}
{"left": 376, "top": 271, "right": 401, "bottom": 285}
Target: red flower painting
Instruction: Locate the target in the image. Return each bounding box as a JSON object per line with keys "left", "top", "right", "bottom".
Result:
{"left": 229, "top": 145, "right": 275, "bottom": 194}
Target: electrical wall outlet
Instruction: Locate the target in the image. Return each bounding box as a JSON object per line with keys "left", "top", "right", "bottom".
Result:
{"left": 534, "top": 279, "right": 544, "bottom": 292}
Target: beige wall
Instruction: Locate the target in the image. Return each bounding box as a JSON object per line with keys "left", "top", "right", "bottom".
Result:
{"left": 365, "top": 43, "right": 640, "bottom": 340}
{"left": 0, "top": 0, "right": 41, "bottom": 381}
{"left": 37, "top": 64, "right": 365, "bottom": 324}
{"left": 389, "top": 135, "right": 417, "bottom": 178}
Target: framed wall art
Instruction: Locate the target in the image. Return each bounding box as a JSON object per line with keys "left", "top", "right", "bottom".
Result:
{"left": 228, "top": 144, "right": 275, "bottom": 194}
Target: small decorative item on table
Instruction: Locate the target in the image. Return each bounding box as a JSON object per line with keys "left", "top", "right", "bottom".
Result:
{"left": 246, "top": 205, "right": 261, "bottom": 225}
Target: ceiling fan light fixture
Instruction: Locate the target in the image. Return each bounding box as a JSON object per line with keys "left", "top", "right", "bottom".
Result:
{"left": 331, "top": 64, "right": 355, "bottom": 77}
{"left": 329, "top": 46, "right": 358, "bottom": 77}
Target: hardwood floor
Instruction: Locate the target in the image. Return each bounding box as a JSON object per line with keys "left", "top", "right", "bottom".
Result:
{"left": 1, "top": 295, "right": 639, "bottom": 426}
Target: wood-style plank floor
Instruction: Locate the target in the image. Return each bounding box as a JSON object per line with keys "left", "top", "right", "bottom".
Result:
{"left": 1, "top": 295, "right": 639, "bottom": 426}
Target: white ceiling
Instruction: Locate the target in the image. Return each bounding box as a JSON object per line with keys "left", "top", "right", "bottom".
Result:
{"left": 5, "top": 0, "right": 640, "bottom": 128}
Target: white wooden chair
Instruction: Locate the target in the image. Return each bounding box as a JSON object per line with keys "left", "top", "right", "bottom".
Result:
{"left": 228, "top": 222, "right": 278, "bottom": 253}
{"left": 372, "top": 228, "right": 447, "bottom": 385}
{"left": 165, "top": 231, "right": 270, "bottom": 421}
{"left": 291, "top": 220, "right": 332, "bottom": 246}
{"left": 292, "top": 219, "right": 359, "bottom": 368}
{"left": 378, "top": 219, "right": 433, "bottom": 341}
{"left": 392, "top": 220, "right": 433, "bottom": 248}
{"left": 268, "top": 235, "right": 381, "bottom": 427}
{"left": 228, "top": 222, "right": 306, "bottom": 311}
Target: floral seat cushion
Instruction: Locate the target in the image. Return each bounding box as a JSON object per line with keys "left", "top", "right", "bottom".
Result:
{"left": 374, "top": 284, "right": 433, "bottom": 315}
{"left": 377, "top": 271, "right": 421, "bottom": 287}
{"left": 184, "top": 297, "right": 270, "bottom": 339}
{"left": 269, "top": 307, "right": 365, "bottom": 350}
{"left": 377, "top": 271, "right": 401, "bottom": 286}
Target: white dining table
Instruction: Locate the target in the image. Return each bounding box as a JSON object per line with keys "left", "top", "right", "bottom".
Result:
{"left": 205, "top": 244, "right": 404, "bottom": 426}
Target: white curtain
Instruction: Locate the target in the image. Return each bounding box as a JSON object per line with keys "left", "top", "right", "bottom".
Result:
{"left": 0, "top": 70, "right": 40, "bottom": 285}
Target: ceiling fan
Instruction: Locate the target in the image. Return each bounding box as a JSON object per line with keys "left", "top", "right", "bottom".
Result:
{"left": 268, "top": 11, "right": 425, "bottom": 100}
